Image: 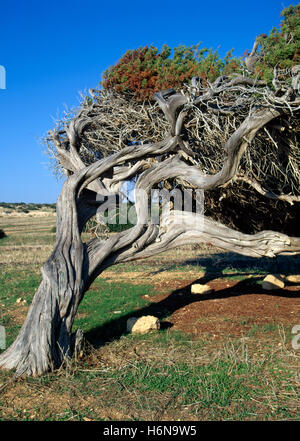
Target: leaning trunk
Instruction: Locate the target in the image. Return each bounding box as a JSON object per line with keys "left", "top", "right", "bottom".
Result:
{"left": 0, "top": 243, "right": 85, "bottom": 376}
{"left": 0, "top": 176, "right": 88, "bottom": 376}
{"left": 1, "top": 68, "right": 299, "bottom": 377}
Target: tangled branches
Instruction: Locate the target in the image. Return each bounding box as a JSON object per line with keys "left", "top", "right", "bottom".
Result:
{"left": 45, "top": 67, "right": 300, "bottom": 234}
{"left": 2, "top": 64, "right": 300, "bottom": 377}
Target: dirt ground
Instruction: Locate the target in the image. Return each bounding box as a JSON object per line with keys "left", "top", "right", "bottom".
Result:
{"left": 1, "top": 214, "right": 299, "bottom": 421}
{"left": 102, "top": 268, "right": 300, "bottom": 340}
{"left": 150, "top": 278, "right": 299, "bottom": 338}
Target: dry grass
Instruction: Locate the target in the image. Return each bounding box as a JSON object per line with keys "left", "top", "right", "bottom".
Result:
{"left": 0, "top": 331, "right": 299, "bottom": 421}
{"left": 0, "top": 212, "right": 215, "bottom": 269}
{"left": 0, "top": 213, "right": 299, "bottom": 421}
{"left": 0, "top": 214, "right": 56, "bottom": 268}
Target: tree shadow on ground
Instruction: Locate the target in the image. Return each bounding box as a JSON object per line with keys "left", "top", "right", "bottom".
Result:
{"left": 85, "top": 255, "right": 300, "bottom": 348}
{"left": 150, "top": 252, "right": 300, "bottom": 278}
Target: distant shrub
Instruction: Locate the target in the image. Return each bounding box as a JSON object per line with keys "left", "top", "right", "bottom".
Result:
{"left": 0, "top": 202, "right": 56, "bottom": 212}
{"left": 0, "top": 229, "right": 6, "bottom": 239}
{"left": 51, "top": 226, "right": 56, "bottom": 233}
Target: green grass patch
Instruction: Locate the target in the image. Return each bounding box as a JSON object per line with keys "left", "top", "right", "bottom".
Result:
{"left": 39, "top": 333, "right": 298, "bottom": 420}
{"left": 247, "top": 323, "right": 290, "bottom": 337}
{"left": 113, "top": 359, "right": 251, "bottom": 406}
{"left": 0, "top": 236, "right": 10, "bottom": 246}
{"left": 0, "top": 269, "right": 41, "bottom": 308}
{"left": 0, "top": 241, "right": 299, "bottom": 421}
{"left": 0, "top": 268, "right": 156, "bottom": 351}
{"left": 0, "top": 314, "right": 21, "bottom": 348}
{"left": 73, "top": 279, "right": 153, "bottom": 344}
{"left": 0, "top": 234, "right": 55, "bottom": 247}
{"left": 0, "top": 269, "right": 42, "bottom": 350}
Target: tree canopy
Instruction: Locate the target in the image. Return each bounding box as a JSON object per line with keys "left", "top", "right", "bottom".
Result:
{"left": 47, "top": 3, "right": 300, "bottom": 237}
{"left": 101, "top": 4, "right": 300, "bottom": 100}
{"left": 0, "top": 4, "right": 299, "bottom": 377}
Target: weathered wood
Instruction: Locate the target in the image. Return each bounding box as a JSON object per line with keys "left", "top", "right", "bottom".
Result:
{"left": 1, "top": 67, "right": 299, "bottom": 376}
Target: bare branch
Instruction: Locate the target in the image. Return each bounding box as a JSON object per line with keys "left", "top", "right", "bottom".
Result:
{"left": 235, "top": 175, "right": 300, "bottom": 205}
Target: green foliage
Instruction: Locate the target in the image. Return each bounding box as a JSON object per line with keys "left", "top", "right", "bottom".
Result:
{"left": 106, "top": 204, "right": 136, "bottom": 233}
{"left": 102, "top": 44, "right": 242, "bottom": 101}
{"left": 83, "top": 204, "right": 137, "bottom": 234}
{"left": 255, "top": 4, "right": 300, "bottom": 83}
{"left": 101, "top": 4, "right": 300, "bottom": 99}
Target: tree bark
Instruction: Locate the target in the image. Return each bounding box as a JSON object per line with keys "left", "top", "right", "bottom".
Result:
{"left": 0, "top": 177, "right": 87, "bottom": 376}
{"left": 0, "top": 269, "right": 83, "bottom": 376}
{"left": 1, "top": 72, "right": 299, "bottom": 376}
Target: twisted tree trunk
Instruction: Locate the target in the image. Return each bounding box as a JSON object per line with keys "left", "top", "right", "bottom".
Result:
{"left": 1, "top": 71, "right": 299, "bottom": 376}
{"left": 0, "top": 178, "right": 87, "bottom": 375}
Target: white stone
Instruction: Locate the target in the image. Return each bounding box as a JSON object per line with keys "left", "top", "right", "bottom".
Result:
{"left": 286, "top": 275, "right": 300, "bottom": 283}
{"left": 191, "top": 284, "right": 213, "bottom": 294}
{"left": 262, "top": 274, "right": 285, "bottom": 290}
{"left": 127, "top": 315, "right": 160, "bottom": 334}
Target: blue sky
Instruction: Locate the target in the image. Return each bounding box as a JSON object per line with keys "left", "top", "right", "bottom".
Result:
{"left": 0, "top": 0, "right": 298, "bottom": 203}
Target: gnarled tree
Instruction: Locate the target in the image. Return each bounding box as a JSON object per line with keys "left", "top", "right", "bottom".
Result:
{"left": 1, "top": 43, "right": 300, "bottom": 376}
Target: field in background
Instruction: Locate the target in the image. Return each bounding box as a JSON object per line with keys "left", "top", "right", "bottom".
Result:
{"left": 0, "top": 212, "right": 299, "bottom": 421}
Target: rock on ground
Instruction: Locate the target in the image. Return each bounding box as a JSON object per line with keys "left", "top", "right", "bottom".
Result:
{"left": 191, "top": 284, "right": 213, "bottom": 295}
{"left": 285, "top": 275, "right": 300, "bottom": 283}
{"left": 262, "top": 274, "right": 285, "bottom": 290}
{"left": 127, "top": 315, "right": 160, "bottom": 334}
